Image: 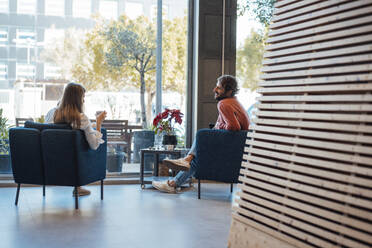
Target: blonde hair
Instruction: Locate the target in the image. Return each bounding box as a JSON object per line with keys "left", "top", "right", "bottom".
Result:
{"left": 53, "top": 82, "right": 86, "bottom": 128}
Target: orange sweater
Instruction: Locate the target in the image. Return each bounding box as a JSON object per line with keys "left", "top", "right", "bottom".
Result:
{"left": 215, "top": 97, "right": 250, "bottom": 131}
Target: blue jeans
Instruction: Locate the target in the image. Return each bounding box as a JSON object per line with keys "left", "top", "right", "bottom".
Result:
{"left": 174, "top": 140, "right": 197, "bottom": 187}
{"left": 174, "top": 159, "right": 197, "bottom": 187}
{"left": 187, "top": 139, "right": 196, "bottom": 156}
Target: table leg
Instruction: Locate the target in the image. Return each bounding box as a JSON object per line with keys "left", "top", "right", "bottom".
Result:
{"left": 140, "top": 150, "right": 145, "bottom": 188}
{"left": 127, "top": 146, "right": 131, "bottom": 163}
{"left": 154, "top": 153, "right": 159, "bottom": 177}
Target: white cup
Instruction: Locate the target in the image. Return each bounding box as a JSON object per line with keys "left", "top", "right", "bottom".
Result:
{"left": 165, "top": 145, "right": 174, "bottom": 151}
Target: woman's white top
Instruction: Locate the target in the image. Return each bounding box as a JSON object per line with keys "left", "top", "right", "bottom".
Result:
{"left": 45, "top": 108, "right": 104, "bottom": 150}
{"left": 45, "top": 107, "right": 57, "bottom": 123}
{"left": 72, "top": 113, "right": 104, "bottom": 150}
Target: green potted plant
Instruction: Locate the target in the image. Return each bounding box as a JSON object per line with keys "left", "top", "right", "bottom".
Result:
{"left": 0, "top": 109, "right": 11, "bottom": 174}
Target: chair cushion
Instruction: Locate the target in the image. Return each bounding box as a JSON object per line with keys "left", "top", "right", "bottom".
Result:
{"left": 25, "top": 121, "right": 71, "bottom": 131}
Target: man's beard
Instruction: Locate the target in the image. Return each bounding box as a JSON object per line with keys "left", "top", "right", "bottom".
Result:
{"left": 215, "top": 92, "right": 229, "bottom": 101}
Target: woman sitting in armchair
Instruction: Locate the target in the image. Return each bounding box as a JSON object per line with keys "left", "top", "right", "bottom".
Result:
{"left": 47, "top": 82, "right": 107, "bottom": 196}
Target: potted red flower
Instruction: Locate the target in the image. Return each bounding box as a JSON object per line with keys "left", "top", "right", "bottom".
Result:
{"left": 152, "top": 109, "right": 183, "bottom": 148}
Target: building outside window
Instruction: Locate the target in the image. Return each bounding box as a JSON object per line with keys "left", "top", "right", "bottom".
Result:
{"left": 0, "top": 63, "right": 7, "bottom": 80}
{"left": 17, "top": 0, "right": 37, "bottom": 15}
{"left": 0, "top": 91, "right": 9, "bottom": 104}
{"left": 0, "top": 28, "right": 7, "bottom": 46}
{"left": 0, "top": 0, "right": 8, "bottom": 13}
{"left": 44, "top": 28, "right": 65, "bottom": 45}
{"left": 125, "top": 2, "right": 143, "bottom": 19}
{"left": 16, "top": 29, "right": 36, "bottom": 48}
{"left": 16, "top": 63, "right": 35, "bottom": 80}
{"left": 99, "top": 0, "right": 118, "bottom": 20}
{"left": 72, "top": 0, "right": 91, "bottom": 18}
{"left": 44, "top": 63, "right": 61, "bottom": 79}
{"left": 45, "top": 0, "right": 65, "bottom": 16}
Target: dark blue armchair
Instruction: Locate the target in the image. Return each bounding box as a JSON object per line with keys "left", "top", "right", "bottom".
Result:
{"left": 192, "top": 129, "right": 248, "bottom": 199}
{"left": 9, "top": 122, "right": 107, "bottom": 209}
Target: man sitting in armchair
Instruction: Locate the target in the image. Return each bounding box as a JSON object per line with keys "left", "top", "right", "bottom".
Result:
{"left": 152, "top": 75, "right": 250, "bottom": 193}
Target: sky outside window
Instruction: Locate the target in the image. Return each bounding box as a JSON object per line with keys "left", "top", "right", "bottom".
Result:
{"left": 125, "top": 2, "right": 143, "bottom": 19}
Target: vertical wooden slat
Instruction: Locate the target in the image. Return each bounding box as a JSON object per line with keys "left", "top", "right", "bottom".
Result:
{"left": 229, "top": 0, "right": 372, "bottom": 247}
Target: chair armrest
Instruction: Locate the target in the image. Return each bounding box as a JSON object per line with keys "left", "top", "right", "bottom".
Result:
{"left": 74, "top": 128, "right": 107, "bottom": 185}
{"left": 193, "top": 129, "right": 248, "bottom": 183}
{"left": 9, "top": 127, "right": 44, "bottom": 185}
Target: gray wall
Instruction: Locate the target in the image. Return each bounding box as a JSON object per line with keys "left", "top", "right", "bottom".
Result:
{"left": 195, "top": 0, "right": 236, "bottom": 131}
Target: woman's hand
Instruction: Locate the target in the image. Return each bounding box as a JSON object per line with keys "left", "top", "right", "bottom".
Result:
{"left": 96, "top": 111, "right": 107, "bottom": 132}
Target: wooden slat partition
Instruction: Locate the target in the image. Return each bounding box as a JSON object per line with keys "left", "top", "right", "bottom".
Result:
{"left": 228, "top": 1, "right": 372, "bottom": 247}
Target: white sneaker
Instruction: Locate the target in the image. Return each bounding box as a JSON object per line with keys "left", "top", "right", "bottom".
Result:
{"left": 163, "top": 158, "right": 190, "bottom": 171}
{"left": 152, "top": 180, "right": 177, "bottom": 194}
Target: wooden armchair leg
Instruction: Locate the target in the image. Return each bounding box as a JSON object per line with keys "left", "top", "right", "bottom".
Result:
{"left": 15, "top": 183, "right": 21, "bottom": 205}
{"left": 43, "top": 185, "right": 46, "bottom": 196}
{"left": 198, "top": 179, "right": 201, "bottom": 199}
{"left": 230, "top": 183, "right": 233, "bottom": 193}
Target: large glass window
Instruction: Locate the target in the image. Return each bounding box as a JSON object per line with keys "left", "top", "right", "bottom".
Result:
{"left": 16, "top": 63, "right": 35, "bottom": 80}
{"left": 17, "top": 0, "right": 37, "bottom": 15}
{"left": 236, "top": 1, "right": 265, "bottom": 119}
{"left": 0, "top": 0, "right": 189, "bottom": 178}
{"left": 0, "top": 28, "right": 7, "bottom": 46}
{"left": 72, "top": 0, "right": 91, "bottom": 18}
{"left": 0, "top": 0, "right": 8, "bottom": 13}
{"left": 0, "top": 63, "right": 7, "bottom": 80}
{"left": 99, "top": 0, "right": 118, "bottom": 20}
{"left": 45, "top": 0, "right": 65, "bottom": 16}
{"left": 125, "top": 2, "right": 143, "bottom": 19}
{"left": 44, "top": 63, "right": 61, "bottom": 79}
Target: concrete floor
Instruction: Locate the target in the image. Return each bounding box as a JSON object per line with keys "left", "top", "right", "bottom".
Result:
{"left": 0, "top": 183, "right": 236, "bottom": 248}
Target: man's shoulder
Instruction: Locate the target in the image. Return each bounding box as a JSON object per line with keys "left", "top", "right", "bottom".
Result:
{"left": 219, "top": 97, "right": 240, "bottom": 105}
